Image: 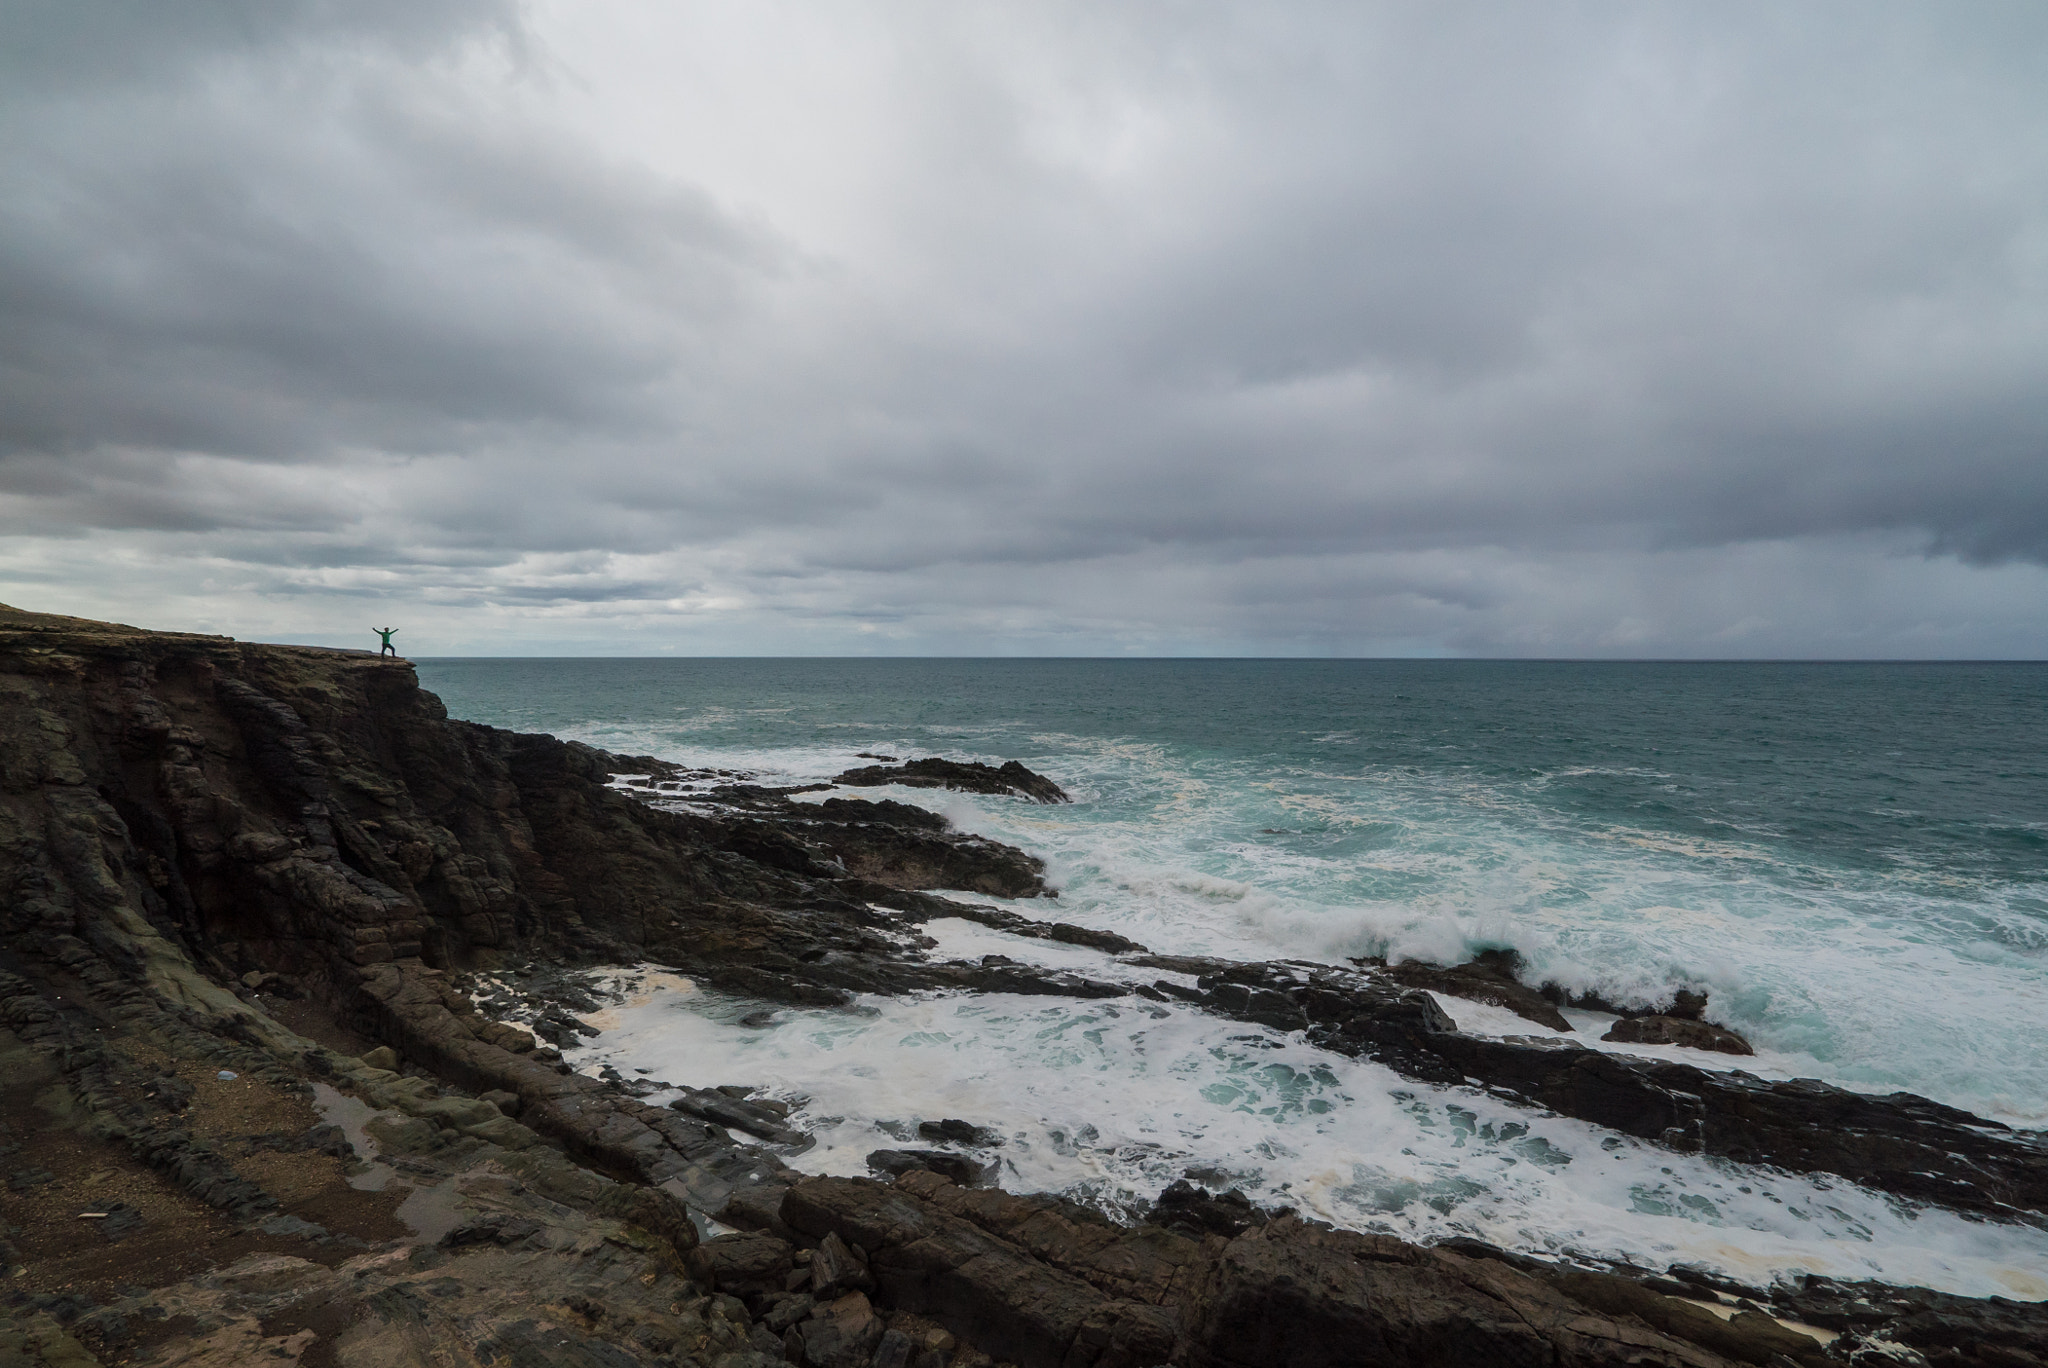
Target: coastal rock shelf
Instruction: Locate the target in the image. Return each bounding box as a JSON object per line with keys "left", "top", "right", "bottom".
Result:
{"left": 0, "top": 602, "right": 2042, "bottom": 1366}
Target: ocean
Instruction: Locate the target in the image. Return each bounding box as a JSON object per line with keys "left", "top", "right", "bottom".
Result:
{"left": 416, "top": 657, "right": 2048, "bottom": 1297}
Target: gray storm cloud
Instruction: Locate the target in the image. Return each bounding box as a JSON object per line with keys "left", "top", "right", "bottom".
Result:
{"left": 2, "top": 0, "right": 2045, "bottom": 654}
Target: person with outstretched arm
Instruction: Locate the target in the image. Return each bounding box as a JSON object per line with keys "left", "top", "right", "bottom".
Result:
{"left": 375, "top": 627, "right": 398, "bottom": 657}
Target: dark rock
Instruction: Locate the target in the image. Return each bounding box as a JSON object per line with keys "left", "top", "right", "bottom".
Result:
{"left": 1363, "top": 949, "right": 1574, "bottom": 1033}
{"left": 139, "top": 1075, "right": 194, "bottom": 1112}
{"left": 762, "top": 1292, "right": 815, "bottom": 1332}
{"left": 800, "top": 819, "right": 1051, "bottom": 898}
{"left": 745, "top": 1321, "right": 789, "bottom": 1357}
{"left": 833, "top": 758, "right": 1071, "bottom": 804}
{"left": 94, "top": 1202, "right": 147, "bottom": 1241}
{"left": 478, "top": 1088, "right": 522, "bottom": 1117}
{"left": 870, "top": 1328, "right": 916, "bottom": 1368}
{"left": 531, "top": 1012, "right": 601, "bottom": 1049}
{"left": 916, "top": 1119, "right": 1003, "bottom": 1148}
{"left": 240, "top": 970, "right": 300, "bottom": 997}
{"left": 1544, "top": 981, "right": 1715, "bottom": 1022}
{"left": 791, "top": 1290, "right": 886, "bottom": 1368}
{"left": 920, "top": 901, "right": 1143, "bottom": 953}
{"left": 815, "top": 796, "right": 947, "bottom": 829}
{"left": 255, "top": 1213, "right": 330, "bottom": 1241}
{"left": 781, "top": 1176, "right": 1174, "bottom": 1368}
{"left": 1424, "top": 1032, "right": 2048, "bottom": 1215}
{"left": 1540, "top": 1268, "right": 1827, "bottom": 1367}
{"left": 866, "top": 1149, "right": 990, "bottom": 1188}
{"left": 439, "top": 1214, "right": 544, "bottom": 1247}
{"left": 631, "top": 1184, "right": 702, "bottom": 1257}
{"left": 296, "top": 1121, "right": 356, "bottom": 1159}
{"left": 1764, "top": 1275, "right": 2048, "bottom": 1365}
{"left": 720, "top": 1183, "right": 799, "bottom": 1239}
{"left": 688, "top": 1232, "right": 798, "bottom": 1296}
{"left": 1157, "top": 955, "right": 2048, "bottom": 1217}
{"left": 782, "top": 1174, "right": 1753, "bottom": 1368}
{"left": 670, "top": 1086, "right": 811, "bottom": 1147}
{"left": 1148, "top": 1181, "right": 1269, "bottom": 1239}
{"left": 1603, "top": 1015, "right": 1755, "bottom": 1055}
{"left": 1182, "top": 1216, "right": 1746, "bottom": 1368}
{"left": 809, "top": 1231, "right": 875, "bottom": 1299}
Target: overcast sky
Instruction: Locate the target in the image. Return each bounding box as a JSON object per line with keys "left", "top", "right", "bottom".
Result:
{"left": 3, "top": 1, "right": 2046, "bottom": 656}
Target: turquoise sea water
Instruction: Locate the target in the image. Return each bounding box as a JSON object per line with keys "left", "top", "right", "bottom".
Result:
{"left": 419, "top": 658, "right": 2048, "bottom": 1293}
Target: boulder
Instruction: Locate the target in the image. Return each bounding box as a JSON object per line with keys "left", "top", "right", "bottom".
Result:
{"left": 1148, "top": 1181, "right": 1269, "bottom": 1239}
{"left": 866, "top": 1149, "right": 989, "bottom": 1188}
{"left": 687, "top": 1232, "right": 797, "bottom": 1296}
{"left": 917, "top": 1119, "right": 1003, "bottom": 1148}
{"left": 1368, "top": 949, "right": 1575, "bottom": 1032}
{"left": 1603, "top": 1015, "right": 1754, "bottom": 1056}
{"left": 790, "top": 1291, "right": 885, "bottom": 1368}
{"left": 477, "top": 1088, "right": 522, "bottom": 1116}
{"left": 809, "top": 1231, "right": 875, "bottom": 1299}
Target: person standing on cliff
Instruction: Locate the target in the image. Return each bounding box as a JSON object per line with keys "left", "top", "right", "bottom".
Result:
{"left": 375, "top": 627, "right": 398, "bottom": 657}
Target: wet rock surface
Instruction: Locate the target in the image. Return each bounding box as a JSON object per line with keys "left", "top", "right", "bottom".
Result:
{"left": 1603, "top": 1014, "right": 1756, "bottom": 1055}
{"left": 831, "top": 757, "right": 1072, "bottom": 804}
{"left": 1361, "top": 947, "right": 1576, "bottom": 1032}
{"left": 0, "top": 602, "right": 2042, "bottom": 1365}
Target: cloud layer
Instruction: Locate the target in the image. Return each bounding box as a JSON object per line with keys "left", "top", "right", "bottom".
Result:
{"left": 4, "top": 0, "right": 2047, "bottom": 655}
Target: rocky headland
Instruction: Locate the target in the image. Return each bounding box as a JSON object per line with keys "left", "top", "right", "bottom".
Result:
{"left": 0, "top": 603, "right": 2042, "bottom": 1367}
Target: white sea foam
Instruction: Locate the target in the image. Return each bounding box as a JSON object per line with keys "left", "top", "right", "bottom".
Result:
{"left": 565, "top": 967, "right": 2048, "bottom": 1302}
{"left": 548, "top": 716, "right": 2048, "bottom": 1126}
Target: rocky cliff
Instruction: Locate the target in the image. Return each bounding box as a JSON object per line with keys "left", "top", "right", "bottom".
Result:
{"left": 0, "top": 603, "right": 2041, "bottom": 1368}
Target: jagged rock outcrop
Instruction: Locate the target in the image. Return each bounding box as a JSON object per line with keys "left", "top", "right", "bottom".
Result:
{"left": 832, "top": 757, "right": 1072, "bottom": 804}
{"left": 1362, "top": 947, "right": 1576, "bottom": 1031}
